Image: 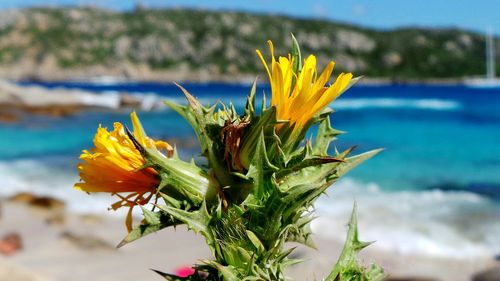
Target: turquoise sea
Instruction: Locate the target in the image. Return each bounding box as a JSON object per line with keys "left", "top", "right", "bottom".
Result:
{"left": 1, "top": 81, "right": 500, "bottom": 258}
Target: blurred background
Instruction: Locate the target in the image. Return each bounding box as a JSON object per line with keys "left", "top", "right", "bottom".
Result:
{"left": 0, "top": 1, "right": 499, "bottom": 281}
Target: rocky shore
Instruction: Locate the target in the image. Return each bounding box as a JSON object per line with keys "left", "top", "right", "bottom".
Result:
{"left": 0, "top": 79, "right": 163, "bottom": 122}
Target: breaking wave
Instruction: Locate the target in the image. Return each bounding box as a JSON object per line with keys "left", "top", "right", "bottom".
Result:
{"left": 312, "top": 178, "right": 500, "bottom": 258}
{"left": 333, "top": 98, "right": 462, "bottom": 111}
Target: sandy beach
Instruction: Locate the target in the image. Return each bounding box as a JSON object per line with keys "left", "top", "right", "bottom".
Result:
{"left": 0, "top": 199, "right": 212, "bottom": 281}
{"left": 0, "top": 198, "right": 497, "bottom": 281}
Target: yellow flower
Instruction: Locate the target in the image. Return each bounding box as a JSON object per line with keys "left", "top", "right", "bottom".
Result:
{"left": 75, "top": 112, "right": 173, "bottom": 232}
{"left": 256, "top": 40, "right": 353, "bottom": 133}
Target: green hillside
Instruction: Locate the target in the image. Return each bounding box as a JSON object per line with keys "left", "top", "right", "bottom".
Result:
{"left": 0, "top": 7, "right": 495, "bottom": 81}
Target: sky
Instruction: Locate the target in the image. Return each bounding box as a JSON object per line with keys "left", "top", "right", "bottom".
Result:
{"left": 1, "top": 0, "right": 499, "bottom": 35}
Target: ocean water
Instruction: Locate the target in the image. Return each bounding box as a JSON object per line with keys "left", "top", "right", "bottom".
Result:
{"left": 3, "top": 81, "right": 500, "bottom": 258}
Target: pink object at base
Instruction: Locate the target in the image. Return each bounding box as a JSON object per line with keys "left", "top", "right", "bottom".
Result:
{"left": 175, "top": 266, "right": 195, "bottom": 277}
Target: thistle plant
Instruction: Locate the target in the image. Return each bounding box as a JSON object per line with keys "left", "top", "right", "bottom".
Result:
{"left": 75, "top": 37, "right": 384, "bottom": 281}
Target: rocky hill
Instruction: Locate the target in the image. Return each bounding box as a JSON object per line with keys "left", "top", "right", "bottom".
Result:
{"left": 0, "top": 7, "right": 495, "bottom": 82}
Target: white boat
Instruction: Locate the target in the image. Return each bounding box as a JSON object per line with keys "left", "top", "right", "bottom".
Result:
{"left": 464, "top": 30, "right": 500, "bottom": 88}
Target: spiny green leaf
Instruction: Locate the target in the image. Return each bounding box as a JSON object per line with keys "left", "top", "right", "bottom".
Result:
{"left": 141, "top": 206, "right": 161, "bottom": 225}
{"left": 125, "top": 128, "right": 210, "bottom": 206}
{"left": 159, "top": 192, "right": 182, "bottom": 209}
{"left": 203, "top": 261, "right": 239, "bottom": 281}
{"left": 246, "top": 230, "right": 265, "bottom": 253}
{"left": 244, "top": 79, "right": 257, "bottom": 118}
{"left": 167, "top": 84, "right": 232, "bottom": 187}
{"left": 154, "top": 156, "right": 209, "bottom": 205}
{"left": 170, "top": 83, "right": 214, "bottom": 154}
{"left": 284, "top": 142, "right": 312, "bottom": 168}
{"left": 324, "top": 204, "right": 385, "bottom": 281}
{"left": 236, "top": 246, "right": 253, "bottom": 263}
{"left": 280, "top": 257, "right": 304, "bottom": 268}
{"left": 151, "top": 269, "right": 184, "bottom": 281}
{"left": 291, "top": 33, "right": 302, "bottom": 74}
{"left": 366, "top": 264, "right": 386, "bottom": 281}
{"left": 313, "top": 115, "right": 344, "bottom": 155}
{"left": 276, "top": 156, "right": 343, "bottom": 179}
{"left": 151, "top": 268, "right": 212, "bottom": 281}
{"left": 281, "top": 183, "right": 328, "bottom": 223}
{"left": 239, "top": 106, "right": 278, "bottom": 169}
{"left": 274, "top": 246, "right": 297, "bottom": 262}
{"left": 117, "top": 210, "right": 179, "bottom": 248}
{"left": 245, "top": 79, "right": 257, "bottom": 118}
{"left": 337, "top": 149, "right": 384, "bottom": 178}
{"left": 245, "top": 130, "right": 279, "bottom": 199}
{"left": 279, "top": 146, "right": 355, "bottom": 190}
{"left": 164, "top": 96, "right": 211, "bottom": 155}
{"left": 156, "top": 203, "right": 210, "bottom": 235}
{"left": 283, "top": 216, "right": 317, "bottom": 248}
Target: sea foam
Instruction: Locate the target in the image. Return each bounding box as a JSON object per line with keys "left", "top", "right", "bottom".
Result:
{"left": 162, "top": 97, "right": 463, "bottom": 112}
{"left": 332, "top": 98, "right": 462, "bottom": 111}
{"left": 312, "top": 178, "right": 500, "bottom": 258}
{"left": 0, "top": 159, "right": 122, "bottom": 215}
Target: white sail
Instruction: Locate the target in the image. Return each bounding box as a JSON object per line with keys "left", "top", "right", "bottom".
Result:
{"left": 486, "top": 30, "right": 495, "bottom": 80}
{"left": 464, "top": 29, "right": 500, "bottom": 88}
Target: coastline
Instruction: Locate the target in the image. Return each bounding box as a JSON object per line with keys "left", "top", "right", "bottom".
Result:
{"left": 0, "top": 199, "right": 497, "bottom": 281}
{"left": 0, "top": 62, "right": 478, "bottom": 87}
{"left": 0, "top": 79, "right": 166, "bottom": 121}
{"left": 11, "top": 74, "right": 473, "bottom": 86}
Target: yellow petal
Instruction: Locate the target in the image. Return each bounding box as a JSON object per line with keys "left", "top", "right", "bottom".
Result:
{"left": 74, "top": 112, "right": 174, "bottom": 232}
{"left": 256, "top": 40, "right": 353, "bottom": 132}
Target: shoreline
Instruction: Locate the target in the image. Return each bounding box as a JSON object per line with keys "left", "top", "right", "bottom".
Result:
{"left": 1, "top": 198, "right": 498, "bottom": 281}
{"left": 12, "top": 75, "right": 475, "bottom": 87}
{"left": 0, "top": 79, "right": 167, "bottom": 122}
